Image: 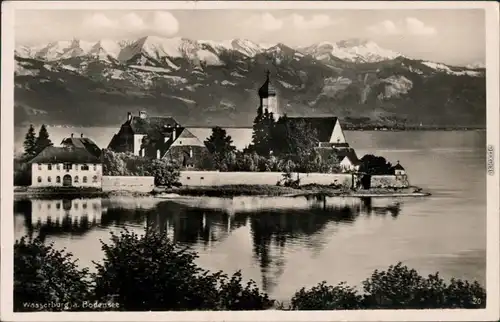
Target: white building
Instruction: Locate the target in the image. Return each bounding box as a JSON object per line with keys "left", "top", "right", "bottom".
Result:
{"left": 30, "top": 135, "right": 102, "bottom": 188}
{"left": 392, "top": 161, "right": 406, "bottom": 176}
{"left": 338, "top": 150, "right": 361, "bottom": 173}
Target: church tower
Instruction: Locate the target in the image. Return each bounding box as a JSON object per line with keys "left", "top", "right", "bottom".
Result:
{"left": 258, "top": 70, "right": 279, "bottom": 121}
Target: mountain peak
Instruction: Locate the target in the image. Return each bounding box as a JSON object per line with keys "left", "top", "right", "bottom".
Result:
{"left": 336, "top": 38, "right": 372, "bottom": 48}
{"left": 301, "top": 38, "right": 402, "bottom": 63}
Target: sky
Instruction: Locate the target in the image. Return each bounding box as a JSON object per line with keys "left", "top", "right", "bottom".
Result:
{"left": 15, "top": 9, "right": 485, "bottom": 66}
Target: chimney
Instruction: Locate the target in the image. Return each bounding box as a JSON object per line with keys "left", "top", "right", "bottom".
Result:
{"left": 127, "top": 112, "right": 132, "bottom": 121}
{"left": 81, "top": 133, "right": 84, "bottom": 138}
{"left": 71, "top": 133, "right": 74, "bottom": 138}
{"left": 139, "top": 111, "right": 147, "bottom": 119}
{"left": 172, "top": 128, "right": 177, "bottom": 141}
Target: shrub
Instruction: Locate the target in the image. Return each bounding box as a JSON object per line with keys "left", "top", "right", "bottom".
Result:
{"left": 290, "top": 262, "right": 486, "bottom": 310}
{"left": 92, "top": 229, "right": 273, "bottom": 311}
{"left": 14, "top": 237, "right": 92, "bottom": 312}
{"left": 361, "top": 262, "right": 486, "bottom": 309}
{"left": 143, "top": 159, "right": 180, "bottom": 187}
{"left": 291, "top": 281, "right": 364, "bottom": 310}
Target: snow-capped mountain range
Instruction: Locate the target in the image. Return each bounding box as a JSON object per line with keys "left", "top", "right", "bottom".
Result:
{"left": 14, "top": 36, "right": 486, "bottom": 128}
{"left": 15, "top": 36, "right": 403, "bottom": 64}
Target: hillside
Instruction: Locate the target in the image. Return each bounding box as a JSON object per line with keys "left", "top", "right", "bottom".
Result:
{"left": 14, "top": 36, "right": 486, "bottom": 128}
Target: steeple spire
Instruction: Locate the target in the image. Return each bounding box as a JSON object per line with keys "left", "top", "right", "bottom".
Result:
{"left": 258, "top": 70, "right": 276, "bottom": 98}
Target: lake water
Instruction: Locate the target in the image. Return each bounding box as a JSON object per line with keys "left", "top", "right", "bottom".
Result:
{"left": 13, "top": 130, "right": 487, "bottom": 303}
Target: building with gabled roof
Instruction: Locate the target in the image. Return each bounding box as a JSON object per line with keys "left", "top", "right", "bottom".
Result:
{"left": 29, "top": 135, "right": 103, "bottom": 188}
{"left": 392, "top": 161, "right": 406, "bottom": 175}
{"left": 107, "top": 110, "right": 213, "bottom": 169}
{"left": 61, "top": 133, "right": 102, "bottom": 158}
{"left": 107, "top": 111, "right": 180, "bottom": 155}
{"left": 337, "top": 149, "right": 361, "bottom": 173}
{"left": 161, "top": 128, "right": 212, "bottom": 169}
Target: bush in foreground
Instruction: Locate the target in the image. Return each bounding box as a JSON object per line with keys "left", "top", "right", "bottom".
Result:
{"left": 92, "top": 229, "right": 274, "bottom": 311}
{"left": 14, "top": 232, "right": 486, "bottom": 311}
{"left": 290, "top": 262, "right": 486, "bottom": 310}
{"left": 14, "top": 237, "right": 92, "bottom": 311}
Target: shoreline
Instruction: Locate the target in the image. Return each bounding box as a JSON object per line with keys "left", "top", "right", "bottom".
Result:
{"left": 14, "top": 185, "right": 431, "bottom": 199}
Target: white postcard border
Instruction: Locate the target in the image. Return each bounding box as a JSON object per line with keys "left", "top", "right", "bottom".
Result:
{"left": 1, "top": 1, "right": 499, "bottom": 321}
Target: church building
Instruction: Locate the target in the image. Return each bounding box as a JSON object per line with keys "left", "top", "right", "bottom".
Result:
{"left": 257, "top": 71, "right": 350, "bottom": 149}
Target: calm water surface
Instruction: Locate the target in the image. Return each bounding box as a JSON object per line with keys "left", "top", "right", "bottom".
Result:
{"left": 14, "top": 131, "right": 486, "bottom": 302}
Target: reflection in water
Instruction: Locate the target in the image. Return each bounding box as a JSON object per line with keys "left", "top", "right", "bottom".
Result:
{"left": 14, "top": 195, "right": 402, "bottom": 293}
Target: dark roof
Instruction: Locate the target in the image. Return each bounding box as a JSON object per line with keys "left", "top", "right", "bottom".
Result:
{"left": 176, "top": 128, "right": 198, "bottom": 139}
{"left": 29, "top": 146, "right": 101, "bottom": 164}
{"left": 337, "top": 149, "right": 360, "bottom": 165}
{"left": 286, "top": 117, "right": 338, "bottom": 142}
{"left": 60, "top": 137, "right": 101, "bottom": 157}
{"left": 129, "top": 116, "right": 179, "bottom": 136}
{"left": 258, "top": 71, "right": 276, "bottom": 97}
{"left": 393, "top": 162, "right": 405, "bottom": 170}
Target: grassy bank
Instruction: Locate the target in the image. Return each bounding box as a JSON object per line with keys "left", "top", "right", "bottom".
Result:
{"left": 14, "top": 186, "right": 154, "bottom": 199}
{"left": 299, "top": 184, "right": 431, "bottom": 197}
{"left": 155, "top": 184, "right": 304, "bottom": 197}
{"left": 155, "top": 184, "right": 430, "bottom": 198}
{"left": 14, "top": 184, "right": 430, "bottom": 199}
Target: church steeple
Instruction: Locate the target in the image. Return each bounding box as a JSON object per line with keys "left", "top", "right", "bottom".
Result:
{"left": 258, "top": 69, "right": 276, "bottom": 98}
{"left": 258, "top": 70, "right": 279, "bottom": 121}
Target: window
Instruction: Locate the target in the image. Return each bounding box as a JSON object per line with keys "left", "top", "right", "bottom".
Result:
{"left": 81, "top": 165, "right": 89, "bottom": 171}
{"left": 187, "top": 177, "right": 191, "bottom": 180}
{"left": 48, "top": 164, "right": 52, "bottom": 170}
{"left": 56, "top": 203, "right": 61, "bottom": 210}
{"left": 83, "top": 176, "right": 88, "bottom": 183}
{"left": 38, "top": 164, "right": 42, "bottom": 170}
{"left": 74, "top": 176, "right": 79, "bottom": 183}
{"left": 56, "top": 176, "right": 61, "bottom": 183}
{"left": 74, "top": 202, "right": 79, "bottom": 210}
{"left": 47, "top": 203, "right": 51, "bottom": 209}
{"left": 47, "top": 176, "right": 52, "bottom": 183}
{"left": 92, "top": 175, "right": 98, "bottom": 183}
{"left": 93, "top": 164, "right": 97, "bottom": 171}
{"left": 64, "top": 163, "right": 72, "bottom": 171}
{"left": 82, "top": 203, "right": 87, "bottom": 210}
{"left": 201, "top": 177, "right": 204, "bottom": 180}
{"left": 37, "top": 176, "right": 42, "bottom": 183}
{"left": 56, "top": 164, "right": 60, "bottom": 170}
{"left": 179, "top": 141, "right": 183, "bottom": 144}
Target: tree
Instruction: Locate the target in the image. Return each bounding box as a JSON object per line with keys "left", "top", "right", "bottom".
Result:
{"left": 251, "top": 108, "right": 275, "bottom": 157}
{"left": 204, "top": 127, "right": 236, "bottom": 170}
{"left": 102, "top": 149, "right": 129, "bottom": 176}
{"left": 359, "top": 154, "right": 393, "bottom": 175}
{"left": 92, "top": 229, "right": 274, "bottom": 311}
{"left": 14, "top": 157, "right": 32, "bottom": 186}
{"left": 273, "top": 115, "right": 319, "bottom": 166}
{"left": 34, "top": 124, "right": 53, "bottom": 154}
{"left": 143, "top": 159, "right": 181, "bottom": 187}
{"left": 23, "top": 124, "right": 37, "bottom": 158}
{"left": 14, "top": 237, "right": 92, "bottom": 312}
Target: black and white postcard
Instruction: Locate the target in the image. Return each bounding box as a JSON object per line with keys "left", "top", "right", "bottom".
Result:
{"left": 1, "top": 1, "right": 499, "bottom": 321}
